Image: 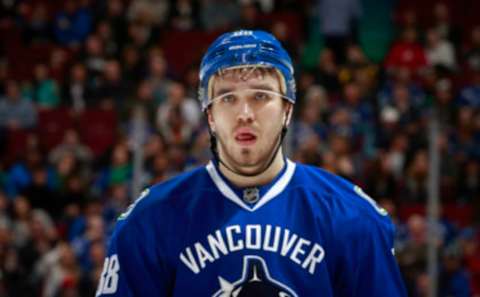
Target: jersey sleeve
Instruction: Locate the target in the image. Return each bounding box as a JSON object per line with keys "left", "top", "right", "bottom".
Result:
{"left": 335, "top": 214, "right": 408, "bottom": 297}
{"left": 96, "top": 214, "right": 172, "bottom": 296}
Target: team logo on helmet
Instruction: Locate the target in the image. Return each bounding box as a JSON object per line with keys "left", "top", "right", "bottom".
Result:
{"left": 212, "top": 256, "right": 298, "bottom": 297}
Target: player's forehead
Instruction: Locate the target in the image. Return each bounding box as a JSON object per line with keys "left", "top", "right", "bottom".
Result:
{"left": 210, "top": 66, "right": 281, "bottom": 94}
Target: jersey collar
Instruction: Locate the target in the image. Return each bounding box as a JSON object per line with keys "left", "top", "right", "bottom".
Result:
{"left": 205, "top": 159, "right": 296, "bottom": 212}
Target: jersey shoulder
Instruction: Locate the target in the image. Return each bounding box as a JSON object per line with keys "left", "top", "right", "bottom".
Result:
{"left": 114, "top": 165, "right": 211, "bottom": 230}
{"left": 293, "top": 163, "right": 392, "bottom": 230}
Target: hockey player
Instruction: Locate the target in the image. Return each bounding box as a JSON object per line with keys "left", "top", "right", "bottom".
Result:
{"left": 96, "top": 30, "right": 407, "bottom": 296}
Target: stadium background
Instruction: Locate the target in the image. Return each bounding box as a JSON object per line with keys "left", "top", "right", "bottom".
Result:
{"left": 0, "top": 0, "right": 479, "bottom": 296}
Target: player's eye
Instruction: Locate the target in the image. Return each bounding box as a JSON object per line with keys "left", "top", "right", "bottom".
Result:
{"left": 254, "top": 91, "right": 272, "bottom": 101}
{"left": 220, "top": 94, "right": 236, "bottom": 103}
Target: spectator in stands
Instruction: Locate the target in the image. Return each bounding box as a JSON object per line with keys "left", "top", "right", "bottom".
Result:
{"left": 22, "top": 2, "right": 52, "bottom": 44}
{"left": 186, "top": 128, "right": 211, "bottom": 168}
{"left": 327, "top": 132, "right": 357, "bottom": 180}
{"left": 61, "top": 199, "right": 86, "bottom": 242}
{"left": 127, "top": 0, "right": 169, "bottom": 26}
{"left": 4, "top": 146, "right": 44, "bottom": 198}
{"left": 385, "top": 27, "right": 428, "bottom": 75}
{"left": 126, "top": 20, "right": 156, "bottom": 50}
{"left": 123, "top": 80, "right": 156, "bottom": 124}
{"left": 58, "top": 174, "right": 89, "bottom": 217}
{"left": 11, "top": 196, "right": 31, "bottom": 249}
{"left": 147, "top": 54, "right": 173, "bottom": 104}
{"left": 159, "top": 104, "right": 192, "bottom": 146}
{"left": 439, "top": 245, "right": 472, "bottom": 297}
{"left": 33, "top": 63, "right": 60, "bottom": 109}
{"left": 378, "top": 67, "right": 426, "bottom": 111}
{"left": 168, "top": 0, "right": 200, "bottom": 31}
{"left": 328, "top": 106, "right": 359, "bottom": 145}
{"left": 19, "top": 209, "right": 58, "bottom": 292}
{"left": 71, "top": 214, "right": 105, "bottom": 274}
{"left": 0, "top": 80, "right": 37, "bottom": 129}
{"left": 122, "top": 45, "right": 145, "bottom": 83}
{"left": 238, "top": 2, "right": 262, "bottom": 29}
{"left": 158, "top": 82, "right": 200, "bottom": 129}
{"left": 457, "top": 71, "right": 480, "bottom": 108}
{"left": 459, "top": 229, "right": 480, "bottom": 295}
{"left": 102, "top": 0, "right": 128, "bottom": 48}
{"left": 49, "top": 48, "right": 70, "bottom": 84}
{"left": 200, "top": 0, "right": 240, "bottom": 32}
{"left": 39, "top": 241, "right": 81, "bottom": 297}
{"left": 291, "top": 85, "right": 328, "bottom": 150}
{"left": 143, "top": 133, "right": 167, "bottom": 163}
{"left": 156, "top": 82, "right": 201, "bottom": 145}
{"left": 95, "top": 20, "right": 119, "bottom": 57}
{"left": 404, "top": 150, "right": 429, "bottom": 202}
{"left": 317, "top": 0, "right": 362, "bottom": 64}
{"left": 338, "top": 82, "right": 374, "bottom": 136}
{"left": 397, "top": 214, "right": 429, "bottom": 296}
{"left": 425, "top": 28, "right": 457, "bottom": 73}
{"left": 0, "top": 213, "right": 32, "bottom": 297}
{"left": 465, "top": 26, "right": 480, "bottom": 72}
{"left": 102, "top": 183, "right": 129, "bottom": 229}
{"left": 79, "top": 240, "right": 105, "bottom": 296}
{"left": 54, "top": 0, "right": 93, "bottom": 47}
{"left": 62, "top": 63, "right": 95, "bottom": 112}
{"left": 390, "top": 84, "right": 422, "bottom": 127}
{"left": 338, "top": 44, "right": 377, "bottom": 87}
{"left": 457, "top": 160, "right": 479, "bottom": 202}
{"left": 95, "top": 59, "right": 129, "bottom": 109}
{"left": 364, "top": 151, "right": 398, "bottom": 200}
{"left": 294, "top": 133, "right": 323, "bottom": 166}
{"left": 143, "top": 133, "right": 168, "bottom": 182}
{"left": 22, "top": 165, "right": 61, "bottom": 219}
{"left": 165, "top": 144, "right": 188, "bottom": 175}
{"left": 271, "top": 20, "right": 298, "bottom": 60}
{"left": 399, "top": 9, "right": 422, "bottom": 39}
{"left": 385, "top": 132, "right": 409, "bottom": 180}
{"left": 49, "top": 128, "right": 92, "bottom": 167}
{"left": 51, "top": 152, "right": 80, "bottom": 190}
{"left": 94, "top": 143, "right": 132, "bottom": 194}
{"left": 449, "top": 107, "right": 477, "bottom": 164}
{"left": 148, "top": 152, "right": 170, "bottom": 185}
{"left": 431, "top": 2, "right": 461, "bottom": 48}
{"left": 434, "top": 79, "right": 455, "bottom": 125}
{"left": 81, "top": 34, "right": 107, "bottom": 80}
{"left": 183, "top": 64, "right": 200, "bottom": 99}
{"left": 314, "top": 48, "right": 341, "bottom": 94}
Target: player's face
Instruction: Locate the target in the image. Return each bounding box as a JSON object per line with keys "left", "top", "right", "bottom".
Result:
{"left": 207, "top": 68, "right": 290, "bottom": 175}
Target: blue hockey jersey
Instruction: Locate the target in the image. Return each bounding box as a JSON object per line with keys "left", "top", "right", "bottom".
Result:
{"left": 96, "top": 160, "right": 407, "bottom": 296}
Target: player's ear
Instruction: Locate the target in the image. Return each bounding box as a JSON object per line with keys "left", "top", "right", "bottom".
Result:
{"left": 206, "top": 109, "right": 216, "bottom": 133}
{"left": 284, "top": 102, "right": 293, "bottom": 126}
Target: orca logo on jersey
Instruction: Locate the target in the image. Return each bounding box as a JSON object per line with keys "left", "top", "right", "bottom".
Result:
{"left": 212, "top": 256, "right": 298, "bottom": 297}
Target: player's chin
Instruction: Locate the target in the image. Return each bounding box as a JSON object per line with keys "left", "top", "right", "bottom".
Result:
{"left": 231, "top": 162, "right": 264, "bottom": 176}
{"left": 231, "top": 151, "right": 267, "bottom": 172}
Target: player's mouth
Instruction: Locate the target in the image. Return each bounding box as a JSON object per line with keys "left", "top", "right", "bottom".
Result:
{"left": 234, "top": 128, "right": 257, "bottom": 146}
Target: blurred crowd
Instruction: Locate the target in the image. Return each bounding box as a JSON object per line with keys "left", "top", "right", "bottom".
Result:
{"left": 0, "top": 0, "right": 479, "bottom": 296}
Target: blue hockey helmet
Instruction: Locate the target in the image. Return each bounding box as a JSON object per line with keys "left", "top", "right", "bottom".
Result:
{"left": 198, "top": 30, "right": 296, "bottom": 110}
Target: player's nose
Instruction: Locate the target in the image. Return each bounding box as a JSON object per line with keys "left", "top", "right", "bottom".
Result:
{"left": 236, "top": 100, "right": 255, "bottom": 124}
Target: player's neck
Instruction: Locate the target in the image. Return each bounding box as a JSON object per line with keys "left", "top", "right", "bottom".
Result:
{"left": 218, "top": 150, "right": 285, "bottom": 188}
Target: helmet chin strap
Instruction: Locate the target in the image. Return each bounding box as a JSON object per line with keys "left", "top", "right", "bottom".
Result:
{"left": 207, "top": 109, "right": 290, "bottom": 179}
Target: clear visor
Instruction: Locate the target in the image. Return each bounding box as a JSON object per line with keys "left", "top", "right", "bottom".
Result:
{"left": 209, "top": 88, "right": 292, "bottom": 109}
{"left": 205, "top": 66, "right": 293, "bottom": 110}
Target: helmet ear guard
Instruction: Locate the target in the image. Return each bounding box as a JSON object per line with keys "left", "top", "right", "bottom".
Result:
{"left": 198, "top": 30, "right": 296, "bottom": 111}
